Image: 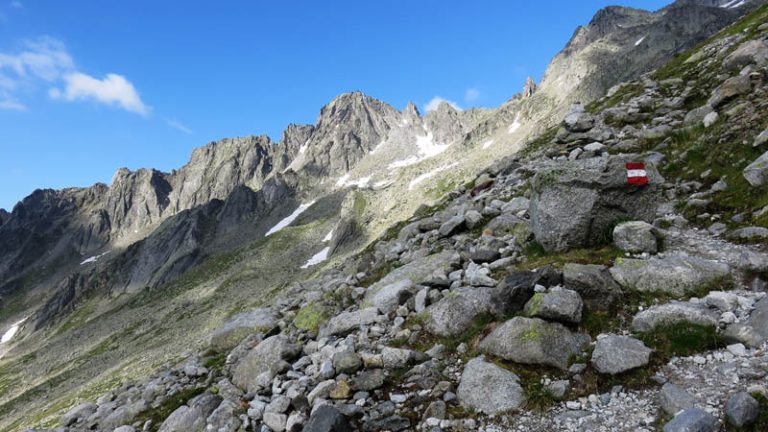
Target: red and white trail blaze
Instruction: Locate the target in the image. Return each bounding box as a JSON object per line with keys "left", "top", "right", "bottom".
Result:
{"left": 626, "top": 162, "right": 649, "bottom": 186}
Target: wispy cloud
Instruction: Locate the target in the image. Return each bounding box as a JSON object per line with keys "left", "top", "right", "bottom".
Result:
{"left": 424, "top": 96, "right": 461, "bottom": 113}
{"left": 0, "top": 36, "right": 149, "bottom": 116}
{"left": 10, "top": 1, "right": 22, "bottom": 9}
{"left": 50, "top": 72, "right": 149, "bottom": 115}
{"left": 165, "top": 118, "right": 192, "bottom": 134}
{"left": 464, "top": 88, "right": 480, "bottom": 103}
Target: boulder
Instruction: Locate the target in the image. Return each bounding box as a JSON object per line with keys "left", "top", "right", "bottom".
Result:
{"left": 302, "top": 405, "right": 354, "bottom": 432}
{"left": 613, "top": 221, "right": 658, "bottom": 254}
{"left": 363, "top": 250, "right": 459, "bottom": 313}
{"left": 632, "top": 302, "right": 719, "bottom": 332}
{"left": 479, "top": 317, "right": 590, "bottom": 370}
{"left": 439, "top": 215, "right": 466, "bottom": 237}
{"left": 204, "top": 400, "right": 240, "bottom": 432}
{"left": 562, "top": 263, "right": 622, "bottom": 311}
{"left": 663, "top": 407, "right": 719, "bottom": 432}
{"left": 529, "top": 155, "right": 664, "bottom": 252}
{"left": 424, "top": 287, "right": 494, "bottom": 337}
{"left": 319, "top": 307, "right": 379, "bottom": 338}
{"left": 590, "top": 335, "right": 651, "bottom": 375}
{"left": 729, "top": 226, "right": 768, "bottom": 241}
{"left": 659, "top": 383, "right": 695, "bottom": 416}
{"left": 610, "top": 254, "right": 730, "bottom": 297}
{"left": 60, "top": 403, "right": 96, "bottom": 427}
{"left": 490, "top": 267, "right": 562, "bottom": 317}
{"left": 232, "top": 335, "right": 301, "bottom": 392}
{"left": 723, "top": 40, "right": 768, "bottom": 71}
{"left": 744, "top": 151, "right": 768, "bottom": 187}
{"left": 754, "top": 128, "right": 768, "bottom": 147}
{"left": 456, "top": 356, "right": 525, "bottom": 415}
{"left": 523, "top": 287, "right": 583, "bottom": 324}
{"left": 748, "top": 297, "right": 768, "bottom": 343}
{"left": 684, "top": 105, "right": 715, "bottom": 126}
{"left": 708, "top": 74, "right": 751, "bottom": 108}
{"left": 208, "top": 308, "right": 276, "bottom": 352}
{"left": 159, "top": 392, "right": 222, "bottom": 432}
{"left": 726, "top": 391, "right": 759, "bottom": 427}
{"left": 564, "top": 103, "right": 596, "bottom": 132}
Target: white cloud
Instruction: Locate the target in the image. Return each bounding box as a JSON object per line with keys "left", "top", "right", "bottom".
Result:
{"left": 50, "top": 72, "right": 149, "bottom": 115}
{"left": 464, "top": 88, "right": 480, "bottom": 103}
{"left": 166, "top": 118, "right": 192, "bottom": 134}
{"left": 11, "top": 1, "right": 22, "bottom": 8}
{"left": 0, "top": 36, "right": 149, "bottom": 116}
{"left": 424, "top": 96, "right": 461, "bottom": 113}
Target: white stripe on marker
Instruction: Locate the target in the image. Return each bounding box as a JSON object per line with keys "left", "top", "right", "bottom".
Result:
{"left": 627, "top": 169, "right": 647, "bottom": 178}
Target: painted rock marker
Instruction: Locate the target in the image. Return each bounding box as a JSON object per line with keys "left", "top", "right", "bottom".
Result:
{"left": 626, "top": 162, "right": 648, "bottom": 186}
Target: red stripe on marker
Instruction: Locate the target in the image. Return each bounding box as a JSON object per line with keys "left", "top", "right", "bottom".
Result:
{"left": 626, "top": 162, "right": 648, "bottom": 186}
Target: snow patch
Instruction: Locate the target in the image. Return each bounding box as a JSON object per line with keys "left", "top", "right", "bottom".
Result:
{"left": 1, "top": 318, "right": 26, "bottom": 344}
{"left": 388, "top": 130, "right": 450, "bottom": 169}
{"left": 265, "top": 201, "right": 316, "bottom": 236}
{"left": 337, "top": 175, "right": 371, "bottom": 188}
{"left": 300, "top": 247, "right": 330, "bottom": 268}
{"left": 298, "top": 142, "right": 308, "bottom": 155}
{"left": 323, "top": 229, "right": 334, "bottom": 242}
{"left": 80, "top": 251, "right": 110, "bottom": 265}
{"left": 634, "top": 35, "right": 647, "bottom": 46}
{"left": 507, "top": 113, "right": 521, "bottom": 134}
{"left": 721, "top": 0, "right": 745, "bottom": 8}
{"left": 482, "top": 139, "right": 495, "bottom": 149}
{"left": 408, "top": 162, "right": 459, "bottom": 190}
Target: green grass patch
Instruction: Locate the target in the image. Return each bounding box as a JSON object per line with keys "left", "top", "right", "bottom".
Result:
{"left": 134, "top": 386, "right": 206, "bottom": 432}
{"left": 293, "top": 302, "right": 332, "bottom": 333}
{"left": 517, "top": 244, "right": 622, "bottom": 270}
{"left": 636, "top": 322, "right": 724, "bottom": 362}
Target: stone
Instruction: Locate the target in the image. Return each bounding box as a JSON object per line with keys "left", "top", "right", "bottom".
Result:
{"left": 726, "top": 391, "right": 759, "bottom": 427}
{"left": 591, "top": 335, "right": 652, "bottom": 375}
{"left": 330, "top": 379, "right": 352, "bottom": 399}
{"left": 748, "top": 297, "right": 768, "bottom": 343}
{"left": 302, "top": 405, "right": 353, "bottom": 432}
{"left": 662, "top": 407, "right": 719, "bottom": 432}
{"left": 456, "top": 356, "right": 524, "bottom": 415}
{"left": 659, "top": 383, "right": 695, "bottom": 416}
{"left": 723, "top": 40, "right": 768, "bottom": 71}
{"left": 564, "top": 104, "right": 596, "bottom": 132}
{"left": 613, "top": 221, "right": 658, "bottom": 253}
{"left": 159, "top": 392, "right": 222, "bottom": 432}
{"left": 523, "top": 287, "right": 583, "bottom": 324}
{"left": 729, "top": 226, "right": 768, "bottom": 240}
{"left": 610, "top": 254, "right": 730, "bottom": 297}
{"left": 60, "top": 403, "right": 96, "bottom": 427}
{"left": 209, "top": 308, "right": 276, "bottom": 352}
{"left": 354, "top": 369, "right": 385, "bottom": 391}
{"left": 204, "top": 400, "right": 240, "bottom": 432}
{"left": 232, "top": 335, "right": 301, "bottom": 392}
{"left": 530, "top": 155, "right": 664, "bottom": 252}
{"left": 113, "top": 427, "right": 136, "bottom": 432}
{"left": 704, "top": 291, "right": 738, "bottom": 312}
{"left": 684, "top": 105, "right": 714, "bottom": 126}
{"left": 424, "top": 287, "right": 493, "bottom": 337}
{"left": 702, "top": 111, "right": 718, "bottom": 128}
{"left": 563, "top": 263, "right": 622, "bottom": 311}
{"left": 439, "top": 215, "right": 466, "bottom": 237}
{"left": 101, "top": 401, "right": 150, "bottom": 430}
{"left": 632, "top": 302, "right": 719, "bottom": 332}
{"left": 464, "top": 210, "right": 483, "bottom": 229}
{"left": 708, "top": 74, "right": 751, "bottom": 108}
{"left": 332, "top": 351, "right": 362, "bottom": 375}
{"left": 546, "top": 380, "right": 570, "bottom": 400}
{"left": 363, "top": 250, "right": 459, "bottom": 313}
{"left": 319, "top": 307, "right": 379, "bottom": 338}
{"left": 479, "top": 317, "right": 590, "bottom": 370}
{"left": 381, "top": 347, "right": 425, "bottom": 368}
{"left": 502, "top": 197, "right": 530, "bottom": 214}
{"left": 263, "top": 412, "right": 287, "bottom": 432}
{"left": 755, "top": 128, "right": 768, "bottom": 147}
{"left": 490, "top": 266, "right": 563, "bottom": 317}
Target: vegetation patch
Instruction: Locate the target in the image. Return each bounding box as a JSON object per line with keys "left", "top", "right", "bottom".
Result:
{"left": 517, "top": 244, "right": 621, "bottom": 270}
{"left": 293, "top": 302, "right": 332, "bottom": 333}
{"left": 134, "top": 386, "right": 206, "bottom": 432}
{"left": 636, "top": 322, "right": 724, "bottom": 362}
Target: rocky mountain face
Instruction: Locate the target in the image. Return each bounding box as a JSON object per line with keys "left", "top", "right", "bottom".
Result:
{"left": 1, "top": 1, "right": 767, "bottom": 431}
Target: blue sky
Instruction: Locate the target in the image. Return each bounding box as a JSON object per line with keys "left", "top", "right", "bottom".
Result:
{"left": 0, "top": 0, "right": 670, "bottom": 211}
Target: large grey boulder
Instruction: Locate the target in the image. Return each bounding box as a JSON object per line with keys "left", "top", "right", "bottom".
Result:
{"left": 610, "top": 254, "right": 730, "bottom": 297}
{"left": 748, "top": 297, "right": 768, "bottom": 343}
{"left": 319, "top": 307, "right": 379, "bottom": 338}
{"left": 424, "top": 287, "right": 494, "bottom": 337}
{"left": 60, "top": 403, "right": 96, "bottom": 427}
{"left": 479, "top": 317, "right": 590, "bottom": 370}
{"left": 457, "top": 356, "right": 525, "bottom": 415}
{"left": 591, "top": 335, "right": 652, "bottom": 375}
{"left": 564, "top": 103, "right": 596, "bottom": 133}
{"left": 100, "top": 401, "right": 150, "bottom": 430}
{"left": 204, "top": 400, "right": 241, "bottom": 432}
{"left": 159, "top": 392, "right": 222, "bottom": 432}
{"left": 632, "top": 302, "right": 719, "bottom": 332}
{"left": 208, "top": 308, "right": 276, "bottom": 352}
{"left": 302, "top": 405, "right": 354, "bottom": 432}
{"left": 529, "top": 155, "right": 664, "bottom": 252}
{"left": 659, "top": 383, "right": 695, "bottom": 416}
{"left": 683, "top": 105, "right": 714, "bottom": 126}
{"left": 232, "top": 335, "right": 301, "bottom": 392}
{"left": 490, "top": 267, "right": 562, "bottom": 317}
{"left": 743, "top": 151, "right": 768, "bottom": 187}
{"left": 723, "top": 40, "right": 768, "bottom": 71}
{"left": 708, "top": 74, "right": 751, "bottom": 108}
{"left": 563, "top": 263, "right": 622, "bottom": 311}
{"left": 613, "top": 221, "right": 658, "bottom": 254}
{"left": 663, "top": 407, "right": 719, "bottom": 432}
{"left": 726, "top": 391, "right": 759, "bottom": 427}
{"left": 523, "top": 287, "right": 583, "bottom": 324}
{"left": 363, "top": 250, "right": 459, "bottom": 313}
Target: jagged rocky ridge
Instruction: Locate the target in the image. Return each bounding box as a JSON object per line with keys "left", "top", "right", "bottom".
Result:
{"left": 1, "top": 0, "right": 764, "bottom": 430}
